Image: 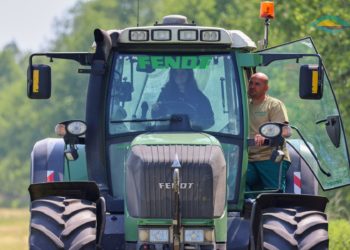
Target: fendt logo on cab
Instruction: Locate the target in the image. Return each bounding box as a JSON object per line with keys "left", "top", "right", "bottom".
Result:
{"left": 159, "top": 183, "right": 194, "bottom": 189}
{"left": 137, "top": 55, "right": 212, "bottom": 70}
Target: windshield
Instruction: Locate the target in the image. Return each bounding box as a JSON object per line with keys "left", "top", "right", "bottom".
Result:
{"left": 108, "top": 53, "right": 240, "bottom": 135}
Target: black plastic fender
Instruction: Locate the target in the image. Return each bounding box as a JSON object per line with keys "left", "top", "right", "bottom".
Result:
{"left": 29, "top": 181, "right": 100, "bottom": 202}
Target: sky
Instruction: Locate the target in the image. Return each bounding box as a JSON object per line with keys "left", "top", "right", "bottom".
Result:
{"left": 0, "top": 0, "right": 80, "bottom": 52}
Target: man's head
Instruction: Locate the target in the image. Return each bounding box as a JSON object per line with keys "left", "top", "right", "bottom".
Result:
{"left": 248, "top": 72, "right": 269, "bottom": 100}
{"left": 174, "top": 69, "right": 190, "bottom": 86}
{"left": 169, "top": 69, "right": 197, "bottom": 92}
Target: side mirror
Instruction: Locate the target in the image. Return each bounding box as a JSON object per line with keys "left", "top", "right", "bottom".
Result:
{"left": 27, "top": 64, "right": 52, "bottom": 99}
{"left": 299, "top": 64, "right": 323, "bottom": 100}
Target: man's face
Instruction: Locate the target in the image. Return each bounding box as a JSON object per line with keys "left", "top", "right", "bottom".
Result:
{"left": 174, "top": 70, "right": 189, "bottom": 86}
{"left": 248, "top": 76, "right": 268, "bottom": 99}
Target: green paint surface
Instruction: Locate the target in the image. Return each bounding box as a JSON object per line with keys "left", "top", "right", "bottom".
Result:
{"left": 64, "top": 144, "right": 88, "bottom": 181}
{"left": 236, "top": 53, "right": 262, "bottom": 67}
{"left": 234, "top": 53, "right": 250, "bottom": 211}
{"left": 131, "top": 132, "right": 221, "bottom": 146}
{"left": 214, "top": 209, "right": 227, "bottom": 242}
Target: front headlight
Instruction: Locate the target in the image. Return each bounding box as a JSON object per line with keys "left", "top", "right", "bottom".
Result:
{"left": 185, "top": 229, "right": 204, "bottom": 242}
{"left": 138, "top": 228, "right": 169, "bottom": 243}
{"left": 130, "top": 30, "right": 149, "bottom": 41}
{"left": 178, "top": 29, "right": 198, "bottom": 41}
{"left": 150, "top": 229, "right": 169, "bottom": 242}
{"left": 201, "top": 30, "right": 220, "bottom": 41}
{"left": 184, "top": 228, "right": 214, "bottom": 243}
{"left": 67, "top": 121, "right": 87, "bottom": 136}
{"left": 152, "top": 30, "right": 171, "bottom": 41}
{"left": 259, "top": 123, "right": 282, "bottom": 138}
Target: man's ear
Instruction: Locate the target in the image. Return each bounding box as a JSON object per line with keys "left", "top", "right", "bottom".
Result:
{"left": 265, "top": 83, "right": 269, "bottom": 92}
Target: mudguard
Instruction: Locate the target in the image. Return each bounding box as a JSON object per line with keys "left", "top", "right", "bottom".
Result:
{"left": 28, "top": 181, "right": 100, "bottom": 202}
{"left": 30, "top": 138, "right": 65, "bottom": 183}
{"left": 285, "top": 140, "right": 318, "bottom": 195}
{"left": 250, "top": 193, "right": 328, "bottom": 249}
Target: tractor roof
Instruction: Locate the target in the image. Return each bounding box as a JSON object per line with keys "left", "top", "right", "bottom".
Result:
{"left": 106, "top": 15, "right": 257, "bottom": 51}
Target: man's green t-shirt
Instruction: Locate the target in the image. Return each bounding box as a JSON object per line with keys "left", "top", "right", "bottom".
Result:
{"left": 249, "top": 95, "right": 290, "bottom": 162}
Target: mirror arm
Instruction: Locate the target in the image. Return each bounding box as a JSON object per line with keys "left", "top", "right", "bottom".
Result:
{"left": 29, "top": 52, "right": 94, "bottom": 68}
{"left": 259, "top": 53, "right": 322, "bottom": 66}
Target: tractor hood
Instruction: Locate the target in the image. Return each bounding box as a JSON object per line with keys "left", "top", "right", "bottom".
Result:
{"left": 126, "top": 132, "right": 226, "bottom": 219}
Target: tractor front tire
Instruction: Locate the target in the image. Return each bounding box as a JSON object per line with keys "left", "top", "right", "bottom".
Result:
{"left": 29, "top": 196, "right": 97, "bottom": 250}
{"left": 260, "top": 207, "right": 328, "bottom": 250}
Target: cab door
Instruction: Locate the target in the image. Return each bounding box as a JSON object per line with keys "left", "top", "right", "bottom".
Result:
{"left": 256, "top": 37, "right": 350, "bottom": 190}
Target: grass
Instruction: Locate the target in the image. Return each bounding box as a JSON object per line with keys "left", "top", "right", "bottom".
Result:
{"left": 0, "top": 208, "right": 29, "bottom": 250}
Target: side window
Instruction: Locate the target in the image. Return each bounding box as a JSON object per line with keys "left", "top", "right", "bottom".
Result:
{"left": 222, "top": 143, "right": 240, "bottom": 202}
{"left": 109, "top": 143, "right": 130, "bottom": 199}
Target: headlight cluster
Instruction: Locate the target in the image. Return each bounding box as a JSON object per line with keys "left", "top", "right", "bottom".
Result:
{"left": 138, "top": 227, "right": 214, "bottom": 243}
{"left": 129, "top": 29, "right": 220, "bottom": 42}
{"left": 259, "top": 123, "right": 282, "bottom": 138}
{"left": 55, "top": 120, "right": 87, "bottom": 137}
{"left": 184, "top": 228, "right": 214, "bottom": 243}
{"left": 129, "top": 30, "right": 148, "bottom": 41}
{"left": 139, "top": 228, "right": 169, "bottom": 243}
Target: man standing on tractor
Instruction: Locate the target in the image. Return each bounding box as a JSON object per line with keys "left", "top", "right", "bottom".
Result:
{"left": 246, "top": 72, "right": 291, "bottom": 193}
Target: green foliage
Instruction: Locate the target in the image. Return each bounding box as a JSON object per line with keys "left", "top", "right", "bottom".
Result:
{"left": 324, "top": 187, "right": 350, "bottom": 221}
{"left": 0, "top": 43, "right": 22, "bottom": 89}
{"left": 329, "top": 219, "right": 350, "bottom": 249}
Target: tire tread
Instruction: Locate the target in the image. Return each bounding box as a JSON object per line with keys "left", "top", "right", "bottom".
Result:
{"left": 30, "top": 196, "right": 96, "bottom": 250}
{"left": 260, "top": 207, "right": 329, "bottom": 250}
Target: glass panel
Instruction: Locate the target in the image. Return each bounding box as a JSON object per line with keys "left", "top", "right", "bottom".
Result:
{"left": 222, "top": 143, "right": 240, "bottom": 201}
{"left": 258, "top": 38, "right": 350, "bottom": 190}
{"left": 109, "top": 142, "right": 130, "bottom": 199}
{"left": 108, "top": 54, "right": 240, "bottom": 136}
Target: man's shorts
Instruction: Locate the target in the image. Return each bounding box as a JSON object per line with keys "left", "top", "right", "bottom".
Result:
{"left": 246, "top": 160, "right": 291, "bottom": 192}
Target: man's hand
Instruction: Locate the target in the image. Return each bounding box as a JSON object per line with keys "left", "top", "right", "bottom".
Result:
{"left": 254, "top": 133, "right": 266, "bottom": 146}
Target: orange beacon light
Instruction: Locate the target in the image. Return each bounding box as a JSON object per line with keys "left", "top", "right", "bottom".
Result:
{"left": 260, "top": 1, "right": 275, "bottom": 19}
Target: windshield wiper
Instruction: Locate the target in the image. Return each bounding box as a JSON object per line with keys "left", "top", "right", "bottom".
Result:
{"left": 111, "top": 118, "right": 169, "bottom": 123}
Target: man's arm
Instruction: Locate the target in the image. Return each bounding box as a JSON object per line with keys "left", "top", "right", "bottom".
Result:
{"left": 270, "top": 100, "right": 292, "bottom": 138}
{"left": 254, "top": 100, "right": 291, "bottom": 145}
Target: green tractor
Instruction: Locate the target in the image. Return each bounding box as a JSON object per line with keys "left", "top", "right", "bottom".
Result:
{"left": 27, "top": 11, "right": 350, "bottom": 250}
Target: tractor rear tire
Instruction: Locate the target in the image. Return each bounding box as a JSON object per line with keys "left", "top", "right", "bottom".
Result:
{"left": 260, "top": 207, "right": 328, "bottom": 250}
{"left": 29, "top": 196, "right": 97, "bottom": 250}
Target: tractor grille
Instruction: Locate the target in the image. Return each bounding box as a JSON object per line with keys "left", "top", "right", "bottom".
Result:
{"left": 126, "top": 144, "right": 226, "bottom": 219}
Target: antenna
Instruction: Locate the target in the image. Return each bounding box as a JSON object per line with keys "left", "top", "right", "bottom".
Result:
{"left": 137, "top": 0, "right": 140, "bottom": 27}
